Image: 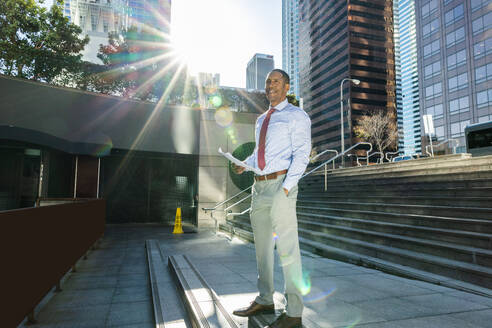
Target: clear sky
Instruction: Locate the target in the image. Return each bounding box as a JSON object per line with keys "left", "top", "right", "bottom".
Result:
{"left": 39, "top": 0, "right": 283, "bottom": 89}
{"left": 171, "top": 0, "right": 282, "bottom": 88}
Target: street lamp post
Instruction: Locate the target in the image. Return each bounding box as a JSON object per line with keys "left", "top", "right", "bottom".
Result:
{"left": 340, "top": 78, "right": 360, "bottom": 167}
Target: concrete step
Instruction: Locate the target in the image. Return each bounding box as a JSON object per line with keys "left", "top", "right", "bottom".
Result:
{"left": 298, "top": 194, "right": 492, "bottom": 207}
{"left": 230, "top": 214, "right": 492, "bottom": 267}
{"left": 299, "top": 187, "right": 492, "bottom": 198}
{"left": 168, "top": 254, "right": 240, "bottom": 328}
{"left": 297, "top": 227, "right": 492, "bottom": 288}
{"left": 145, "top": 240, "right": 191, "bottom": 328}
{"left": 322, "top": 154, "right": 492, "bottom": 178}
{"left": 296, "top": 205, "right": 492, "bottom": 233}
{"left": 298, "top": 199, "right": 492, "bottom": 220}
{"left": 301, "top": 174, "right": 492, "bottom": 192}
{"left": 219, "top": 223, "right": 492, "bottom": 296}
{"left": 296, "top": 212, "right": 492, "bottom": 250}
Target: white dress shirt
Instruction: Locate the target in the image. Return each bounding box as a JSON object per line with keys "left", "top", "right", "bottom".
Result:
{"left": 244, "top": 98, "right": 311, "bottom": 191}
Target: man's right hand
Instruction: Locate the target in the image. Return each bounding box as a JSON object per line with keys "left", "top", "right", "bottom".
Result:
{"left": 232, "top": 163, "right": 246, "bottom": 174}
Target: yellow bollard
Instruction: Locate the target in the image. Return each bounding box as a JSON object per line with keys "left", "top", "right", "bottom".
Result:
{"left": 173, "top": 207, "right": 184, "bottom": 234}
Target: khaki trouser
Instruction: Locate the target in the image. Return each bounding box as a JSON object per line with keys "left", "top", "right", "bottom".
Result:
{"left": 250, "top": 174, "right": 304, "bottom": 317}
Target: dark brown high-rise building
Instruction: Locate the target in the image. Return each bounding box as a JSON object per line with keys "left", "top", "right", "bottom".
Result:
{"left": 299, "top": 0, "right": 396, "bottom": 153}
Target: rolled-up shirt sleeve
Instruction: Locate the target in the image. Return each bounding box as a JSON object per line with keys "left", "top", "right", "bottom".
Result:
{"left": 282, "top": 112, "right": 311, "bottom": 191}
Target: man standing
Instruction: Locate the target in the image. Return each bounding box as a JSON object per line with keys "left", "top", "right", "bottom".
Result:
{"left": 232, "top": 69, "right": 311, "bottom": 328}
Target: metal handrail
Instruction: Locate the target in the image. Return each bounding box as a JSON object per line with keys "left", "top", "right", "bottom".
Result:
{"left": 385, "top": 151, "right": 400, "bottom": 162}
{"left": 207, "top": 141, "right": 373, "bottom": 234}
{"left": 311, "top": 149, "right": 338, "bottom": 172}
{"left": 367, "top": 152, "right": 384, "bottom": 164}
{"left": 347, "top": 154, "right": 361, "bottom": 166}
{"left": 311, "top": 149, "right": 338, "bottom": 162}
{"left": 425, "top": 138, "right": 458, "bottom": 157}
{"left": 202, "top": 185, "right": 252, "bottom": 212}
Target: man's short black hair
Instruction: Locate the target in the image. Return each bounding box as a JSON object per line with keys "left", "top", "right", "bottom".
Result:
{"left": 270, "top": 69, "right": 290, "bottom": 85}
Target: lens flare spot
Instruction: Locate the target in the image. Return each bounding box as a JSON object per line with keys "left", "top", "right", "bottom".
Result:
{"left": 215, "top": 108, "right": 233, "bottom": 127}
{"left": 210, "top": 95, "right": 222, "bottom": 107}
{"left": 296, "top": 271, "right": 312, "bottom": 296}
{"left": 273, "top": 232, "right": 278, "bottom": 240}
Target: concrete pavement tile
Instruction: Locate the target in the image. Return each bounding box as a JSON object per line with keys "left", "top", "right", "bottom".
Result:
{"left": 112, "top": 286, "right": 151, "bottom": 303}
{"left": 211, "top": 281, "right": 257, "bottom": 296}
{"left": 107, "top": 323, "right": 155, "bottom": 328}
{"left": 32, "top": 304, "right": 110, "bottom": 327}
{"left": 377, "top": 314, "right": 484, "bottom": 328}
{"left": 403, "top": 293, "right": 488, "bottom": 314}
{"left": 353, "top": 297, "right": 434, "bottom": 321}
{"left": 338, "top": 274, "right": 436, "bottom": 297}
{"left": 106, "top": 301, "right": 153, "bottom": 326}
{"left": 444, "top": 291, "right": 492, "bottom": 307}
{"left": 450, "top": 309, "right": 492, "bottom": 327}
{"left": 62, "top": 275, "right": 118, "bottom": 290}
{"left": 239, "top": 272, "right": 258, "bottom": 283}
{"left": 41, "top": 288, "right": 114, "bottom": 310}
{"left": 303, "top": 299, "right": 384, "bottom": 327}
{"left": 117, "top": 273, "right": 149, "bottom": 288}
{"left": 310, "top": 266, "right": 368, "bottom": 277}
{"left": 205, "top": 272, "right": 252, "bottom": 285}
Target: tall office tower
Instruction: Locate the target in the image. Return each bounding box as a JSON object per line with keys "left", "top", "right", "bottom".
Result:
{"left": 416, "top": 0, "right": 491, "bottom": 153}
{"left": 394, "top": 1, "right": 404, "bottom": 153}
{"left": 246, "top": 53, "right": 274, "bottom": 90}
{"left": 128, "top": 0, "right": 171, "bottom": 32}
{"left": 395, "top": 0, "right": 422, "bottom": 155}
{"left": 282, "top": 0, "right": 301, "bottom": 98}
{"left": 63, "top": 0, "right": 129, "bottom": 63}
{"left": 197, "top": 73, "right": 220, "bottom": 88}
{"left": 298, "top": 0, "right": 396, "bottom": 153}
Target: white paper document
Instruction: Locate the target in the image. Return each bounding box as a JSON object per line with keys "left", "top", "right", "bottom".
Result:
{"left": 218, "top": 148, "right": 262, "bottom": 175}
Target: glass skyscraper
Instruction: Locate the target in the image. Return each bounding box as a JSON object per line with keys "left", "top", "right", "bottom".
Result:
{"left": 395, "top": 0, "right": 422, "bottom": 155}
{"left": 282, "top": 0, "right": 301, "bottom": 98}
{"left": 416, "top": 0, "right": 492, "bottom": 153}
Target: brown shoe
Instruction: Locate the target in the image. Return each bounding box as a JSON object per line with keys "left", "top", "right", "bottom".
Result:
{"left": 232, "top": 301, "right": 275, "bottom": 317}
{"left": 268, "top": 312, "right": 302, "bottom": 328}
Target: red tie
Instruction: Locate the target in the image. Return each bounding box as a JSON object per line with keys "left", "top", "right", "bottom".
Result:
{"left": 258, "top": 108, "right": 275, "bottom": 170}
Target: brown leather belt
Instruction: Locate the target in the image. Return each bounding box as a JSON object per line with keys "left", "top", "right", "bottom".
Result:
{"left": 254, "top": 169, "right": 288, "bottom": 182}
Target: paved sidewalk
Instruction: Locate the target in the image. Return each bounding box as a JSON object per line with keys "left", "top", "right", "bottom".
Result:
{"left": 23, "top": 225, "right": 492, "bottom": 328}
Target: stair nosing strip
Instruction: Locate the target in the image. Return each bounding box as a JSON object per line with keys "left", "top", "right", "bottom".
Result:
{"left": 182, "top": 255, "right": 239, "bottom": 328}
{"left": 169, "top": 255, "right": 210, "bottom": 328}
{"left": 146, "top": 240, "right": 165, "bottom": 328}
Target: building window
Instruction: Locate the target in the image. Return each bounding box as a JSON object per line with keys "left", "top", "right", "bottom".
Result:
{"left": 426, "top": 103, "right": 444, "bottom": 119}
{"left": 446, "top": 26, "right": 465, "bottom": 47}
{"left": 424, "top": 60, "right": 441, "bottom": 79}
{"left": 447, "top": 49, "right": 467, "bottom": 70}
{"left": 471, "top": 0, "right": 490, "bottom": 12}
{"left": 474, "top": 37, "right": 492, "bottom": 59}
{"left": 449, "top": 96, "right": 470, "bottom": 114}
{"left": 423, "top": 39, "right": 440, "bottom": 58}
{"left": 477, "top": 89, "right": 492, "bottom": 108}
{"left": 421, "top": 0, "right": 438, "bottom": 19}
{"left": 448, "top": 72, "right": 468, "bottom": 92}
{"left": 422, "top": 18, "right": 440, "bottom": 38}
{"left": 91, "top": 14, "right": 97, "bottom": 31}
{"left": 451, "top": 120, "right": 470, "bottom": 138}
{"left": 425, "top": 82, "right": 442, "bottom": 99}
{"left": 472, "top": 13, "right": 492, "bottom": 35}
{"left": 445, "top": 4, "right": 464, "bottom": 26}
{"left": 479, "top": 115, "right": 492, "bottom": 123}
{"left": 475, "top": 63, "right": 492, "bottom": 84}
{"left": 443, "top": 0, "right": 453, "bottom": 5}
{"left": 435, "top": 125, "right": 445, "bottom": 140}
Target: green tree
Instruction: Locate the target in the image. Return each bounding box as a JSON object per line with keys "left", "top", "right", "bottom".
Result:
{"left": 286, "top": 94, "right": 299, "bottom": 107}
{"left": 96, "top": 26, "right": 187, "bottom": 102}
{"left": 0, "top": 0, "right": 89, "bottom": 82}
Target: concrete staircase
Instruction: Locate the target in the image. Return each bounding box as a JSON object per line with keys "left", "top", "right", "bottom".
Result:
{"left": 220, "top": 154, "right": 492, "bottom": 295}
